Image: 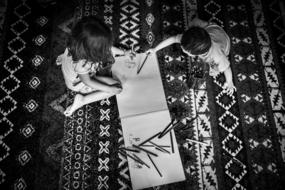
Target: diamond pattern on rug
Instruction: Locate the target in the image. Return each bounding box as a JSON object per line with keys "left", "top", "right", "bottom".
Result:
{"left": 1, "top": 0, "right": 285, "bottom": 189}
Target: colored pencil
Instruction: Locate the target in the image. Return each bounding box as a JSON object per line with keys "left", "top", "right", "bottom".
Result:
{"left": 179, "top": 115, "right": 198, "bottom": 131}
{"left": 158, "top": 119, "right": 175, "bottom": 139}
{"left": 161, "top": 122, "right": 183, "bottom": 137}
{"left": 170, "top": 131, "right": 174, "bottom": 153}
{"left": 132, "top": 154, "right": 150, "bottom": 168}
{"left": 141, "top": 144, "right": 171, "bottom": 148}
{"left": 159, "top": 120, "right": 181, "bottom": 139}
{"left": 119, "top": 147, "right": 140, "bottom": 153}
{"left": 119, "top": 150, "right": 143, "bottom": 165}
{"left": 138, "top": 132, "right": 161, "bottom": 146}
{"left": 186, "top": 138, "right": 208, "bottom": 146}
{"left": 149, "top": 141, "right": 170, "bottom": 154}
{"left": 137, "top": 52, "right": 150, "bottom": 74}
{"left": 147, "top": 154, "right": 163, "bottom": 177}
{"left": 133, "top": 144, "right": 158, "bottom": 157}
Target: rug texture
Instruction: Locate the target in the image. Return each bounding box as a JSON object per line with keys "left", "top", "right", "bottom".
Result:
{"left": 0, "top": 0, "right": 285, "bottom": 190}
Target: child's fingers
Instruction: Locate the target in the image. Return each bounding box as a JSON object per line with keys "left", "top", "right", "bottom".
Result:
{"left": 56, "top": 56, "right": 63, "bottom": 65}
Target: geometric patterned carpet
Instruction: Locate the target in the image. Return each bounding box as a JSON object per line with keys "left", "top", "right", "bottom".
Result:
{"left": 0, "top": 0, "right": 285, "bottom": 190}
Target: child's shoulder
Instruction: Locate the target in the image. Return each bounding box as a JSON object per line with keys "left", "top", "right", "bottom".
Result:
{"left": 74, "top": 60, "right": 91, "bottom": 74}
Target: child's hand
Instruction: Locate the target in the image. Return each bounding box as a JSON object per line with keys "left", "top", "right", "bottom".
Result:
{"left": 124, "top": 50, "right": 136, "bottom": 60}
{"left": 108, "top": 85, "right": 122, "bottom": 95}
{"left": 223, "top": 81, "right": 236, "bottom": 96}
{"left": 56, "top": 56, "right": 63, "bottom": 65}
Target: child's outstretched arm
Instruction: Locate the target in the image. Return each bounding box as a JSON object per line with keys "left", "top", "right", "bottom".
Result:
{"left": 79, "top": 73, "right": 122, "bottom": 94}
{"left": 223, "top": 67, "right": 236, "bottom": 95}
{"left": 215, "top": 53, "right": 236, "bottom": 95}
{"left": 95, "top": 76, "right": 121, "bottom": 86}
{"left": 111, "top": 46, "right": 125, "bottom": 56}
{"left": 146, "top": 35, "right": 181, "bottom": 53}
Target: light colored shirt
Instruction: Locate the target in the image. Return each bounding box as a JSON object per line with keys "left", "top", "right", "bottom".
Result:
{"left": 189, "top": 18, "right": 231, "bottom": 73}
{"left": 57, "top": 48, "right": 99, "bottom": 92}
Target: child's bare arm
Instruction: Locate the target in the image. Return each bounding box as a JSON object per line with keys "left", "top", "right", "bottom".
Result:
{"left": 147, "top": 35, "right": 181, "bottom": 53}
{"left": 223, "top": 67, "right": 236, "bottom": 95}
{"left": 111, "top": 46, "right": 125, "bottom": 56}
{"left": 79, "top": 73, "right": 121, "bottom": 93}
{"left": 95, "top": 76, "right": 120, "bottom": 85}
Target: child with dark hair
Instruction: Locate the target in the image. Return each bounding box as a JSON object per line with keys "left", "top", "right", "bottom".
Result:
{"left": 56, "top": 16, "right": 127, "bottom": 116}
{"left": 146, "top": 18, "right": 236, "bottom": 95}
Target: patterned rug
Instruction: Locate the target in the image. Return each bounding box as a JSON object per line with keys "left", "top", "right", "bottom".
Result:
{"left": 0, "top": 0, "right": 7, "bottom": 63}
{"left": 0, "top": 0, "right": 285, "bottom": 190}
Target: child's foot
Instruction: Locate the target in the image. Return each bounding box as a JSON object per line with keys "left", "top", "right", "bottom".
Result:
{"left": 64, "top": 94, "right": 84, "bottom": 117}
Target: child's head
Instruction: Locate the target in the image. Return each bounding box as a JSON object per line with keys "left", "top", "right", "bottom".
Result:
{"left": 181, "top": 26, "right": 211, "bottom": 57}
{"left": 68, "top": 16, "right": 113, "bottom": 63}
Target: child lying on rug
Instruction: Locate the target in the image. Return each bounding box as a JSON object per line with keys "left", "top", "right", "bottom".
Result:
{"left": 56, "top": 16, "right": 127, "bottom": 117}
{"left": 146, "top": 18, "right": 236, "bottom": 95}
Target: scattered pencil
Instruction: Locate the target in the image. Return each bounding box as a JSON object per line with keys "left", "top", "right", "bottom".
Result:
{"left": 158, "top": 119, "right": 175, "bottom": 139}
{"left": 149, "top": 141, "right": 170, "bottom": 154}
{"left": 159, "top": 120, "right": 180, "bottom": 139}
{"left": 141, "top": 144, "right": 171, "bottom": 148}
{"left": 132, "top": 154, "right": 150, "bottom": 168}
{"left": 133, "top": 144, "right": 158, "bottom": 157}
{"left": 161, "top": 122, "right": 183, "bottom": 138}
{"left": 137, "top": 52, "right": 150, "bottom": 74}
{"left": 170, "top": 131, "right": 174, "bottom": 153}
{"left": 119, "top": 147, "right": 140, "bottom": 153}
{"left": 179, "top": 115, "right": 198, "bottom": 131}
{"left": 138, "top": 132, "right": 161, "bottom": 146}
{"left": 147, "top": 154, "right": 163, "bottom": 177}
{"left": 119, "top": 150, "right": 144, "bottom": 165}
{"left": 186, "top": 138, "right": 208, "bottom": 146}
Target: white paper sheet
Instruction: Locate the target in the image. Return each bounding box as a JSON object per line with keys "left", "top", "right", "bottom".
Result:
{"left": 120, "top": 110, "right": 186, "bottom": 190}
{"left": 112, "top": 53, "right": 168, "bottom": 118}
{"left": 112, "top": 53, "right": 185, "bottom": 190}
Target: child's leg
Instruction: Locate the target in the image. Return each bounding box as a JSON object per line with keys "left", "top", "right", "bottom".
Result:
{"left": 64, "top": 91, "right": 113, "bottom": 116}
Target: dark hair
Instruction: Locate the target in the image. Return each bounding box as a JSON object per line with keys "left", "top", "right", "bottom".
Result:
{"left": 68, "top": 16, "right": 113, "bottom": 63}
{"left": 181, "top": 26, "right": 211, "bottom": 55}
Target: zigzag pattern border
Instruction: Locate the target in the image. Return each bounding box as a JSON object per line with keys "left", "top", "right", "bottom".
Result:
{"left": 183, "top": 1, "right": 218, "bottom": 189}
{"left": 117, "top": 0, "right": 141, "bottom": 189}
{"left": 198, "top": 0, "right": 249, "bottom": 189}
{"left": 268, "top": 0, "right": 285, "bottom": 163}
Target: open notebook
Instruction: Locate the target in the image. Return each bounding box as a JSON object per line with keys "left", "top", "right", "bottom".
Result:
{"left": 111, "top": 53, "right": 168, "bottom": 118}
{"left": 112, "top": 53, "right": 185, "bottom": 190}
